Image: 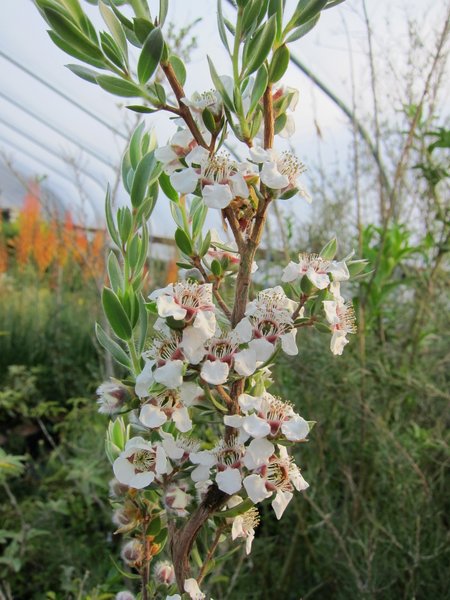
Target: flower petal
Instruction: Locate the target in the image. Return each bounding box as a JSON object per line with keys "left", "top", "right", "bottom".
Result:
{"left": 234, "top": 317, "right": 253, "bottom": 343}
{"left": 242, "top": 413, "right": 271, "bottom": 439}
{"left": 238, "top": 393, "right": 263, "bottom": 413}
{"left": 202, "top": 183, "right": 233, "bottom": 209}
{"left": 184, "top": 578, "right": 205, "bottom": 600}
{"left": 170, "top": 167, "right": 198, "bottom": 194}
{"left": 249, "top": 338, "right": 275, "bottom": 362}
{"left": 271, "top": 490, "right": 293, "bottom": 519}
{"left": 200, "top": 360, "right": 229, "bottom": 385}
{"left": 154, "top": 360, "right": 184, "bottom": 389}
{"left": 156, "top": 294, "right": 187, "bottom": 320}
{"left": 280, "top": 330, "right": 298, "bottom": 356}
{"left": 243, "top": 474, "right": 272, "bottom": 503}
{"left": 234, "top": 348, "right": 257, "bottom": 376}
{"left": 172, "top": 406, "right": 192, "bottom": 432}
{"left": 216, "top": 467, "right": 242, "bottom": 494}
{"left": 139, "top": 404, "right": 167, "bottom": 429}
{"left": 243, "top": 437, "right": 274, "bottom": 470}
{"left": 281, "top": 415, "right": 309, "bottom": 441}
{"left": 281, "top": 261, "right": 300, "bottom": 282}
{"left": 260, "top": 161, "right": 289, "bottom": 189}
{"left": 135, "top": 360, "right": 155, "bottom": 397}
{"left": 330, "top": 331, "right": 349, "bottom": 356}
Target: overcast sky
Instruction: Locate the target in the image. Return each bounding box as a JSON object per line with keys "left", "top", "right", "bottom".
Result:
{"left": 0, "top": 0, "right": 446, "bottom": 231}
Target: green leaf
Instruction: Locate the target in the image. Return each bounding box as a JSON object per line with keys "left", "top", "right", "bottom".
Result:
{"left": 202, "top": 107, "right": 216, "bottom": 134}
{"left": 159, "top": 0, "right": 169, "bottom": 26}
{"left": 99, "top": 0, "right": 128, "bottom": 61}
{"left": 102, "top": 288, "right": 133, "bottom": 340}
{"left": 148, "top": 516, "right": 162, "bottom": 536}
{"left": 137, "top": 294, "right": 148, "bottom": 353}
{"left": 319, "top": 237, "right": 337, "bottom": 260}
{"left": 289, "top": 0, "right": 328, "bottom": 29}
{"left": 126, "top": 104, "right": 158, "bottom": 113}
{"left": 95, "top": 322, "right": 131, "bottom": 369}
{"left": 131, "top": 152, "right": 157, "bottom": 208}
{"left": 207, "top": 56, "right": 235, "bottom": 112}
{"left": 65, "top": 63, "right": 99, "bottom": 83}
{"left": 41, "top": 6, "right": 104, "bottom": 60}
{"left": 97, "top": 75, "right": 142, "bottom": 97}
{"left": 48, "top": 31, "right": 105, "bottom": 69}
{"left": 269, "top": 44, "right": 290, "bottom": 82}
{"left": 217, "top": 0, "right": 230, "bottom": 54}
{"left": 105, "top": 185, "right": 121, "bottom": 247}
{"left": 129, "top": 121, "right": 145, "bottom": 168}
{"left": 348, "top": 260, "right": 369, "bottom": 277}
{"left": 159, "top": 172, "right": 179, "bottom": 202}
{"left": 107, "top": 251, "right": 123, "bottom": 292}
{"left": 248, "top": 64, "right": 268, "bottom": 116}
{"left": 244, "top": 14, "right": 277, "bottom": 76}
{"left": 211, "top": 259, "right": 223, "bottom": 277}
{"left": 169, "top": 54, "right": 186, "bottom": 86}
{"left": 100, "top": 31, "right": 126, "bottom": 70}
{"left": 137, "top": 27, "right": 164, "bottom": 84}
{"left": 285, "top": 14, "right": 320, "bottom": 43}
{"left": 175, "top": 228, "right": 193, "bottom": 256}
{"left": 199, "top": 230, "right": 212, "bottom": 257}
{"left": 117, "top": 207, "right": 132, "bottom": 243}
{"left": 216, "top": 498, "right": 254, "bottom": 518}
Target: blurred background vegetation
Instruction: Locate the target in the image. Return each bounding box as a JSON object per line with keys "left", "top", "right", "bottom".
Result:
{"left": 1, "top": 4, "right": 449, "bottom": 600}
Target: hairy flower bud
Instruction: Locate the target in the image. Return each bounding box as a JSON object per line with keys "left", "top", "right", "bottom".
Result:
{"left": 154, "top": 560, "right": 176, "bottom": 585}
{"left": 115, "top": 592, "right": 135, "bottom": 600}
{"left": 120, "top": 540, "right": 144, "bottom": 567}
{"left": 97, "top": 380, "right": 130, "bottom": 415}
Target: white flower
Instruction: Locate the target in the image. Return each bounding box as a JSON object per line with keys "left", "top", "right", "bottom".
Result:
{"left": 166, "top": 596, "right": 181, "bottom": 600}
{"left": 243, "top": 446, "right": 308, "bottom": 519}
{"left": 282, "top": 253, "right": 351, "bottom": 288}
{"left": 182, "top": 89, "right": 222, "bottom": 116}
{"left": 163, "top": 481, "right": 193, "bottom": 517}
{"left": 170, "top": 149, "right": 251, "bottom": 209}
{"left": 113, "top": 437, "right": 168, "bottom": 489}
{"left": 120, "top": 540, "right": 144, "bottom": 567}
{"left": 323, "top": 297, "right": 356, "bottom": 356}
{"left": 231, "top": 506, "right": 260, "bottom": 555}
{"left": 96, "top": 380, "right": 128, "bottom": 414}
{"left": 155, "top": 128, "right": 197, "bottom": 174}
{"left": 235, "top": 288, "right": 298, "bottom": 362}
{"left": 190, "top": 436, "right": 245, "bottom": 494}
{"left": 135, "top": 328, "right": 186, "bottom": 395}
{"left": 184, "top": 578, "right": 206, "bottom": 600}
{"left": 224, "top": 392, "right": 309, "bottom": 442}
{"left": 150, "top": 283, "right": 216, "bottom": 359}
{"left": 161, "top": 432, "right": 200, "bottom": 462}
{"left": 249, "top": 147, "right": 309, "bottom": 198}
{"left": 207, "top": 230, "right": 258, "bottom": 273}
{"left": 200, "top": 330, "right": 257, "bottom": 385}
{"left": 139, "top": 386, "right": 193, "bottom": 433}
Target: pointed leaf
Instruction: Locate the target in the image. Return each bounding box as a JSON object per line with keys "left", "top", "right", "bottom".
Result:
{"left": 137, "top": 26, "right": 164, "bottom": 84}
{"left": 102, "top": 288, "right": 133, "bottom": 340}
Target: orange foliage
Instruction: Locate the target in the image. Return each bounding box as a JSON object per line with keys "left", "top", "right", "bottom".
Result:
{"left": 165, "top": 257, "right": 179, "bottom": 284}
{"left": 15, "top": 186, "right": 40, "bottom": 268}
{"left": 34, "top": 219, "right": 58, "bottom": 274}
{"left": 10, "top": 184, "right": 107, "bottom": 283}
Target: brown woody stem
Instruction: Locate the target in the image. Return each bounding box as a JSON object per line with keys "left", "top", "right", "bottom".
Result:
{"left": 161, "top": 62, "right": 208, "bottom": 148}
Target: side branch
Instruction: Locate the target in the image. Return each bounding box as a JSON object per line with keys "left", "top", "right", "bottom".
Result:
{"left": 161, "top": 62, "right": 208, "bottom": 148}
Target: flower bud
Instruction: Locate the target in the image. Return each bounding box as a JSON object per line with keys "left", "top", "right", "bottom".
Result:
{"left": 109, "top": 478, "right": 129, "bottom": 497}
{"left": 97, "top": 380, "right": 130, "bottom": 415}
{"left": 115, "top": 592, "right": 135, "bottom": 600}
{"left": 121, "top": 540, "right": 144, "bottom": 567}
{"left": 154, "top": 560, "right": 176, "bottom": 585}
